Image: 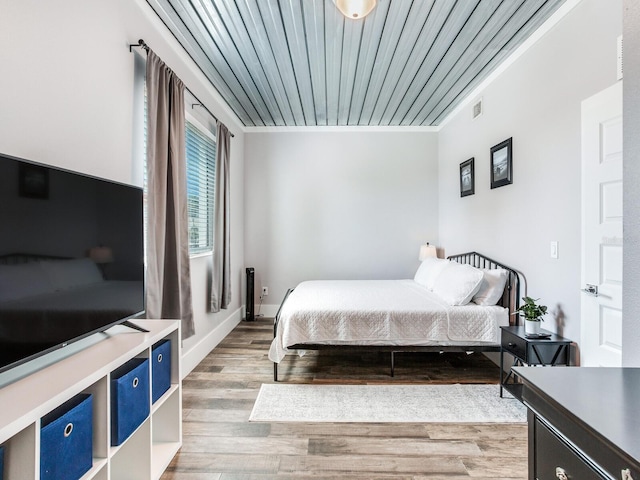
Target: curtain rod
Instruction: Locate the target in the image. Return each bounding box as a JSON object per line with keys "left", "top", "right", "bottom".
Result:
{"left": 129, "top": 39, "right": 235, "bottom": 138}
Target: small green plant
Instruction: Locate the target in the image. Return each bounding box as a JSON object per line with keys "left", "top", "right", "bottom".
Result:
{"left": 514, "top": 296, "right": 547, "bottom": 322}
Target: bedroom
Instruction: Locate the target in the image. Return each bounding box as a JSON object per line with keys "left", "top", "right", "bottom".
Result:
{"left": 0, "top": 0, "right": 637, "bottom": 478}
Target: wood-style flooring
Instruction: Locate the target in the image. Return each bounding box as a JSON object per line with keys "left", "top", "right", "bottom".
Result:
{"left": 161, "top": 318, "right": 527, "bottom": 479}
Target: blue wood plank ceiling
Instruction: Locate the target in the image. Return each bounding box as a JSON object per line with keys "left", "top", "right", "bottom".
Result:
{"left": 146, "top": 0, "right": 567, "bottom": 127}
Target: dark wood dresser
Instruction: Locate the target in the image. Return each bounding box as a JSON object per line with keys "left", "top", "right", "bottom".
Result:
{"left": 513, "top": 367, "right": 640, "bottom": 480}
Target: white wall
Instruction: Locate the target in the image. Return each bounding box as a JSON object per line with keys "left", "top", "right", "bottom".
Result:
{"left": 438, "top": 0, "right": 621, "bottom": 359}
{"left": 623, "top": 0, "right": 640, "bottom": 367}
{"left": 0, "top": 0, "right": 245, "bottom": 375}
{"left": 0, "top": 1, "right": 134, "bottom": 182}
{"left": 245, "top": 131, "right": 438, "bottom": 306}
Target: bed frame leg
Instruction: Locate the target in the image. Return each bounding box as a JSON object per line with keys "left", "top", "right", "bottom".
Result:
{"left": 274, "top": 362, "right": 278, "bottom": 382}
{"left": 390, "top": 351, "right": 395, "bottom": 377}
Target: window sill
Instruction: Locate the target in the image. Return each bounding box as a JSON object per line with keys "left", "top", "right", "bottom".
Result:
{"left": 189, "top": 251, "right": 212, "bottom": 260}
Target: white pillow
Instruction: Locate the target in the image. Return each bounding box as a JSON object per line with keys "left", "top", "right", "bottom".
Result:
{"left": 432, "top": 262, "right": 484, "bottom": 306}
{"left": 40, "top": 258, "right": 104, "bottom": 290}
{"left": 414, "top": 258, "right": 450, "bottom": 290}
{"left": 0, "top": 263, "right": 55, "bottom": 302}
{"left": 473, "top": 269, "right": 509, "bottom": 306}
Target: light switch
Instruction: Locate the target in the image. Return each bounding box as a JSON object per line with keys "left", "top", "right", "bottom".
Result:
{"left": 550, "top": 241, "right": 559, "bottom": 259}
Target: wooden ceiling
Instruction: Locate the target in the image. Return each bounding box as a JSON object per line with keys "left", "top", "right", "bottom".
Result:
{"left": 146, "top": 0, "right": 567, "bottom": 127}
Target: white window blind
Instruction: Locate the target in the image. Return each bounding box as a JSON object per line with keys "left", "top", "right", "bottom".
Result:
{"left": 185, "top": 120, "right": 216, "bottom": 254}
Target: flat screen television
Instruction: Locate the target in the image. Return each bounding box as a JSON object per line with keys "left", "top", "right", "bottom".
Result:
{"left": 0, "top": 153, "right": 145, "bottom": 374}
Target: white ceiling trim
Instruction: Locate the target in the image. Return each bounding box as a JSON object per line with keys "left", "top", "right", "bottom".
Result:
{"left": 244, "top": 125, "right": 439, "bottom": 133}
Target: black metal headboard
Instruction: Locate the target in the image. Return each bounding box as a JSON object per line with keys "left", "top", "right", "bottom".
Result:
{"left": 447, "top": 251, "right": 521, "bottom": 325}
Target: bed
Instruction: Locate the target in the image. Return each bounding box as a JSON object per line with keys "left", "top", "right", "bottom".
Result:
{"left": 270, "top": 252, "right": 521, "bottom": 381}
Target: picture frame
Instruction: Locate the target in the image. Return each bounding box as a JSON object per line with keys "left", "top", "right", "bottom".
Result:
{"left": 459, "top": 158, "right": 474, "bottom": 197}
{"left": 490, "top": 137, "right": 512, "bottom": 189}
{"left": 19, "top": 164, "right": 49, "bottom": 199}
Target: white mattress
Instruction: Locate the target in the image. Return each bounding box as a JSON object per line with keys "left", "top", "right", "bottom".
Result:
{"left": 269, "top": 280, "right": 508, "bottom": 363}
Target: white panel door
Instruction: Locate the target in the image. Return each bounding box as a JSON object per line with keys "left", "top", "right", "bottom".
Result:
{"left": 581, "top": 82, "right": 623, "bottom": 367}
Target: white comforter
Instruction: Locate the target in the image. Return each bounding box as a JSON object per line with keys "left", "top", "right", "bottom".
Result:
{"left": 269, "top": 280, "right": 508, "bottom": 363}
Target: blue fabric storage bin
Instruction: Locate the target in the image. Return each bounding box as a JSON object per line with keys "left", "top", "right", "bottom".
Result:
{"left": 151, "top": 339, "right": 171, "bottom": 403}
{"left": 40, "top": 393, "right": 93, "bottom": 480}
{"left": 0, "top": 444, "right": 4, "bottom": 480}
{"left": 110, "top": 357, "right": 149, "bottom": 446}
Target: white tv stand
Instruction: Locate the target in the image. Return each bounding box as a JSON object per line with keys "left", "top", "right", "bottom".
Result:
{"left": 0, "top": 320, "right": 181, "bottom": 480}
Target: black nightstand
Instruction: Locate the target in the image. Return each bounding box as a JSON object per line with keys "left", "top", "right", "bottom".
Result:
{"left": 500, "top": 325, "right": 571, "bottom": 400}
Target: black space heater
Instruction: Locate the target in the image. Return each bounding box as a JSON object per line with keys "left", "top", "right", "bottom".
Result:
{"left": 245, "top": 267, "right": 255, "bottom": 321}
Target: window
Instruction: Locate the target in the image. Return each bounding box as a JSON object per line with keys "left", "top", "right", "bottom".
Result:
{"left": 185, "top": 120, "right": 216, "bottom": 254}
{"left": 142, "top": 85, "right": 217, "bottom": 256}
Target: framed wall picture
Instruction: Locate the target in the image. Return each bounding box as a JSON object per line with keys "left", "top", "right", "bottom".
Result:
{"left": 460, "top": 158, "right": 474, "bottom": 197}
{"left": 19, "top": 163, "right": 49, "bottom": 199}
{"left": 490, "top": 137, "right": 512, "bottom": 189}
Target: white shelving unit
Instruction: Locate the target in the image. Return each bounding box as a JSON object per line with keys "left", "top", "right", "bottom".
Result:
{"left": 0, "top": 320, "right": 181, "bottom": 480}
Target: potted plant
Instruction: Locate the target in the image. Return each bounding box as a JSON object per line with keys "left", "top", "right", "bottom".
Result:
{"left": 514, "top": 296, "right": 547, "bottom": 335}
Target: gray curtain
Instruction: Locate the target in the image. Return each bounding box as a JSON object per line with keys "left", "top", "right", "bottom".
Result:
{"left": 210, "top": 121, "right": 231, "bottom": 312}
{"left": 145, "top": 50, "right": 195, "bottom": 339}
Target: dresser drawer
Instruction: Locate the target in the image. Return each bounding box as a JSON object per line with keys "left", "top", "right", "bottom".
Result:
{"left": 534, "top": 418, "right": 606, "bottom": 480}
{"left": 40, "top": 394, "right": 93, "bottom": 480}
{"left": 502, "top": 330, "right": 568, "bottom": 365}
{"left": 111, "top": 358, "right": 150, "bottom": 446}
{"left": 151, "top": 339, "right": 171, "bottom": 404}
{"left": 502, "top": 329, "right": 528, "bottom": 360}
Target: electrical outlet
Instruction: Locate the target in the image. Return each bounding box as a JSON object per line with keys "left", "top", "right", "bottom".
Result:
{"left": 262, "top": 286, "right": 269, "bottom": 296}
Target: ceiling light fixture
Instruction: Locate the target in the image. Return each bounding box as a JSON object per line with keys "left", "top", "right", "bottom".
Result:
{"left": 332, "top": 0, "right": 377, "bottom": 19}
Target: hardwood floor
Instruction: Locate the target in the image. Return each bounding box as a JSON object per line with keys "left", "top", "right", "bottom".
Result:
{"left": 161, "top": 318, "right": 527, "bottom": 479}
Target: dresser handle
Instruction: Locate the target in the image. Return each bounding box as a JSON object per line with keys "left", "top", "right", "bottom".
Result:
{"left": 556, "top": 467, "right": 568, "bottom": 480}
{"left": 508, "top": 343, "right": 515, "bottom": 347}
{"left": 622, "top": 469, "right": 634, "bottom": 480}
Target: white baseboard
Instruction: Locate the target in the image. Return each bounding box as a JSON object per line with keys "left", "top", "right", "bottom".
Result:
{"left": 181, "top": 307, "right": 242, "bottom": 378}
{"left": 254, "top": 304, "right": 280, "bottom": 319}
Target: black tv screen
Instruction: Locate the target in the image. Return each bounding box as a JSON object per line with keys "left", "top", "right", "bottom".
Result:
{"left": 0, "top": 153, "right": 144, "bottom": 374}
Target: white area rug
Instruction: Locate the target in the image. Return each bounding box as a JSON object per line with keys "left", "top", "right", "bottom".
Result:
{"left": 249, "top": 384, "right": 526, "bottom": 423}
